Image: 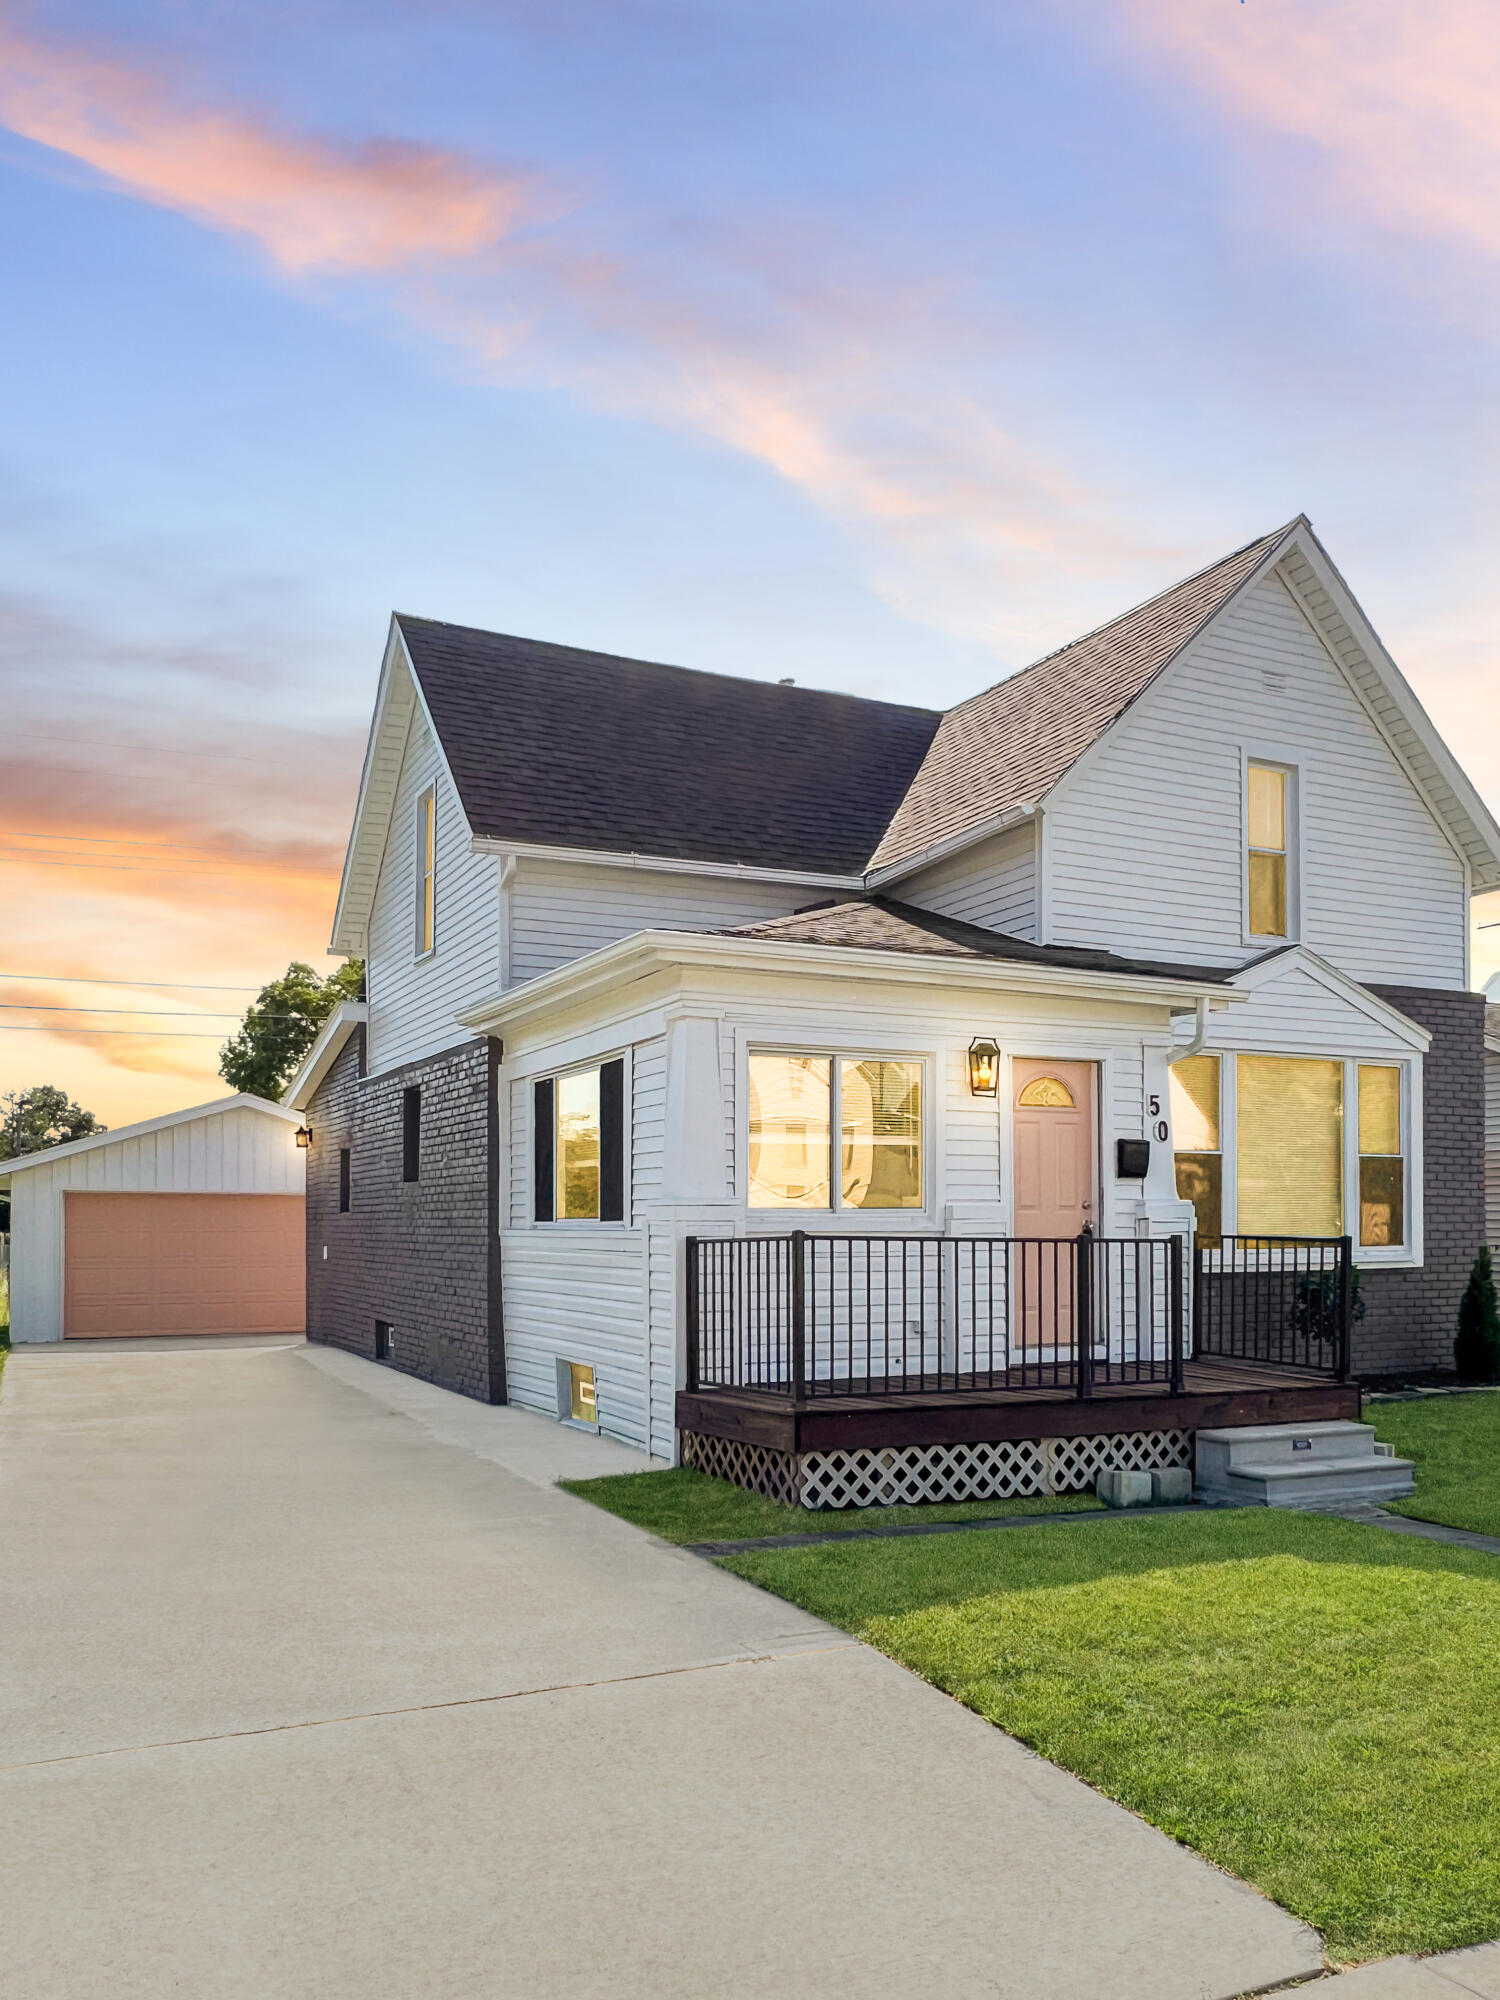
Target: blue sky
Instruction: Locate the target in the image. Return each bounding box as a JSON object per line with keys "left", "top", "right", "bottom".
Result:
{"left": 2, "top": 0, "right": 1497, "bottom": 1123}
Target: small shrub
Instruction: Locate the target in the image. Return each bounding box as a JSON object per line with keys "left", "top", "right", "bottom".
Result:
{"left": 1455, "top": 1246, "right": 1500, "bottom": 1383}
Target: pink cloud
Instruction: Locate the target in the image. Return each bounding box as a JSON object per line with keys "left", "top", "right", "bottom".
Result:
{"left": 0, "top": 16, "right": 526, "bottom": 272}
{"left": 1123, "top": 0, "right": 1500, "bottom": 264}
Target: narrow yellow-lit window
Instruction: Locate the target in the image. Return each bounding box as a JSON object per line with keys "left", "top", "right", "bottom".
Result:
{"left": 556, "top": 1068, "right": 601, "bottom": 1219}
{"left": 416, "top": 787, "right": 436, "bottom": 955}
{"left": 1237, "top": 1054, "right": 1342, "bottom": 1237}
{"left": 749, "top": 1055, "right": 832, "bottom": 1208}
{"left": 1358, "top": 1064, "right": 1405, "bottom": 1246}
{"left": 1247, "top": 763, "right": 1288, "bottom": 937}
{"left": 1169, "top": 1054, "right": 1222, "bottom": 1244}
{"left": 840, "top": 1059, "right": 922, "bottom": 1209}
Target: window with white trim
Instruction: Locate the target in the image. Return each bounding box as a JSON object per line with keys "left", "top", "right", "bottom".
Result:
{"left": 748, "top": 1052, "right": 923, "bottom": 1211}
{"left": 415, "top": 785, "right": 436, "bottom": 956}
{"left": 1170, "top": 1051, "right": 1411, "bottom": 1251}
{"left": 1246, "top": 760, "right": 1296, "bottom": 940}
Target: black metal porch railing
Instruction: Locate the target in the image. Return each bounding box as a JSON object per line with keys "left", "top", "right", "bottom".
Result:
{"left": 1193, "top": 1234, "right": 1353, "bottom": 1381}
{"left": 685, "top": 1231, "right": 1186, "bottom": 1401}
{"left": 684, "top": 1229, "right": 1353, "bottom": 1402}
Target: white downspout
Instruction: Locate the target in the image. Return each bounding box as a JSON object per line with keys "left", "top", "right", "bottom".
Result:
{"left": 1178, "top": 994, "right": 1211, "bottom": 1059}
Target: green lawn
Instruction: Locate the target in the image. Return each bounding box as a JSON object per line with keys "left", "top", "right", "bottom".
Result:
{"left": 722, "top": 1509, "right": 1500, "bottom": 1965}
{"left": 1369, "top": 1392, "right": 1500, "bottom": 1539}
{"left": 559, "top": 1464, "right": 1101, "bottom": 1544}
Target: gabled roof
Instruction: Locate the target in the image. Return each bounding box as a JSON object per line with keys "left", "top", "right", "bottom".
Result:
{"left": 722, "top": 897, "right": 1235, "bottom": 987}
{"left": 397, "top": 616, "right": 940, "bottom": 876}
{"left": 0, "top": 1093, "right": 299, "bottom": 1181}
{"left": 281, "top": 1002, "right": 368, "bottom": 1112}
{"left": 868, "top": 522, "right": 1297, "bottom": 874}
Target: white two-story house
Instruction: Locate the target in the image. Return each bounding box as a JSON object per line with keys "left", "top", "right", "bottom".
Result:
{"left": 287, "top": 516, "right": 1499, "bottom": 1506}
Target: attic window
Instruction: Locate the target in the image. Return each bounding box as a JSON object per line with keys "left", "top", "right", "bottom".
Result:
{"left": 1246, "top": 762, "right": 1293, "bottom": 939}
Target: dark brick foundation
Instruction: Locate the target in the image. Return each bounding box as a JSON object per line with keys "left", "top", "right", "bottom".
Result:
{"left": 304, "top": 1027, "right": 505, "bottom": 1402}
{"left": 1356, "top": 987, "right": 1485, "bottom": 1377}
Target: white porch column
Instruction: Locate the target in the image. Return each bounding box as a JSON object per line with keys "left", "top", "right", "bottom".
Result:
{"left": 662, "top": 1014, "right": 732, "bottom": 1207}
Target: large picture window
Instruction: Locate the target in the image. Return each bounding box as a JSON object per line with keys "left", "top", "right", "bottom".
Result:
{"left": 533, "top": 1059, "right": 625, "bottom": 1222}
{"left": 1170, "top": 1049, "right": 1411, "bottom": 1250}
{"left": 748, "top": 1052, "right": 922, "bottom": 1211}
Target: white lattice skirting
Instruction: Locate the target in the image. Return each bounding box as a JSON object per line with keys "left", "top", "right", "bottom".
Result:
{"left": 681, "top": 1428, "right": 1192, "bottom": 1511}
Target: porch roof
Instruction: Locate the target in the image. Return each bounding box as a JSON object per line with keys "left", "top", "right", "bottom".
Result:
{"left": 721, "top": 897, "right": 1236, "bottom": 986}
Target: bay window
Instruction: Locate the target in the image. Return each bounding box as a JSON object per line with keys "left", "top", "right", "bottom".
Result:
{"left": 1170, "top": 1049, "right": 1412, "bottom": 1251}
{"left": 748, "top": 1051, "right": 923, "bottom": 1211}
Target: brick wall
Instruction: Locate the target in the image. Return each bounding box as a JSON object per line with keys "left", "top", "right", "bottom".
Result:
{"left": 1356, "top": 987, "right": 1485, "bottom": 1376}
{"left": 304, "top": 1029, "right": 505, "bottom": 1402}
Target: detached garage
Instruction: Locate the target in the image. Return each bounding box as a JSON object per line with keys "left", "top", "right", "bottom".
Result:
{"left": 0, "top": 1095, "right": 306, "bottom": 1344}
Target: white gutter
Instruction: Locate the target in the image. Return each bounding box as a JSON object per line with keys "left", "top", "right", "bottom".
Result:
{"left": 862, "top": 803, "right": 1037, "bottom": 891}
{"left": 470, "top": 836, "right": 863, "bottom": 893}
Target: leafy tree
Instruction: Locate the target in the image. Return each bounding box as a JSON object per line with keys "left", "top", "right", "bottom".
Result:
{"left": 1455, "top": 1245, "right": 1500, "bottom": 1383}
{"left": 0, "top": 1084, "right": 105, "bottom": 1162}
{"left": 219, "top": 959, "right": 364, "bottom": 1102}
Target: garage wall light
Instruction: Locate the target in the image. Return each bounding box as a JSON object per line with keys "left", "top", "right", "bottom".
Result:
{"left": 967, "top": 1038, "right": 1000, "bottom": 1097}
{"left": 295, "top": 1125, "right": 313, "bottom": 1149}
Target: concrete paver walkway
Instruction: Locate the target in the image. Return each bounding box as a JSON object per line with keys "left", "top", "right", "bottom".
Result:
{"left": 0, "top": 1339, "right": 1322, "bottom": 1999}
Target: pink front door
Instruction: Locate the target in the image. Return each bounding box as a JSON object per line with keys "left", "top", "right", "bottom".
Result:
{"left": 1012, "top": 1059, "right": 1096, "bottom": 1353}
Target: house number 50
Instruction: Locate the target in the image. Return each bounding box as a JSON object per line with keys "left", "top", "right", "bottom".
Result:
{"left": 1147, "top": 1094, "right": 1169, "bottom": 1144}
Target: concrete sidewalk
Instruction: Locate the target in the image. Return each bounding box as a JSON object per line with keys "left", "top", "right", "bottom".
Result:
{"left": 0, "top": 1339, "right": 1321, "bottom": 1999}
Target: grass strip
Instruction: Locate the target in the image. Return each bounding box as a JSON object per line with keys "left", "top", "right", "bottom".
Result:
{"left": 722, "top": 1508, "right": 1500, "bottom": 1965}
{"left": 559, "top": 1463, "right": 1100, "bottom": 1545}
{"left": 1369, "top": 1391, "right": 1500, "bottom": 1539}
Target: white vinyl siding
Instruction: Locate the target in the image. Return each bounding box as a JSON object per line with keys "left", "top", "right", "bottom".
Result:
{"left": 507, "top": 859, "right": 808, "bottom": 985}
{"left": 901, "top": 823, "right": 1036, "bottom": 937}
{"left": 366, "top": 712, "right": 499, "bottom": 1072}
{"left": 1043, "top": 569, "right": 1467, "bottom": 986}
{"left": 499, "top": 1229, "right": 654, "bottom": 1450}
{"left": 4, "top": 1107, "right": 303, "bottom": 1344}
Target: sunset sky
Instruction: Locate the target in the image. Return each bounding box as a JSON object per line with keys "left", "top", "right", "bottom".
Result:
{"left": 3, "top": 0, "right": 1499, "bottom": 1129}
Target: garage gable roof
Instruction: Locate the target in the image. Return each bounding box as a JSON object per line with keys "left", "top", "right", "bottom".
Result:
{"left": 0, "top": 1094, "right": 299, "bottom": 1180}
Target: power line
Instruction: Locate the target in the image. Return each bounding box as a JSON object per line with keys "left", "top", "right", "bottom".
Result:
{"left": 0, "top": 1024, "right": 229, "bottom": 1038}
{"left": 0, "top": 972, "right": 264, "bottom": 990}
{"left": 0, "top": 828, "right": 280, "bottom": 857}
{"left": 0, "top": 1003, "right": 305, "bottom": 1020}
{"left": 7, "top": 729, "right": 329, "bottom": 770}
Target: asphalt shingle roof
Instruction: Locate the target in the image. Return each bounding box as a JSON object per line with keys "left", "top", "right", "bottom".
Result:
{"left": 868, "top": 523, "right": 1295, "bottom": 872}
{"left": 722, "top": 897, "right": 1232, "bottom": 986}
{"left": 397, "top": 618, "right": 941, "bottom": 876}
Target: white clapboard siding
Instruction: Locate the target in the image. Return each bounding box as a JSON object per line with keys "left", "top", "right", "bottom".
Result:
{"left": 942, "top": 1043, "right": 1001, "bottom": 1207}
{"left": 632, "top": 1037, "right": 668, "bottom": 1209}
{"left": 6, "top": 1106, "right": 303, "bottom": 1344}
{"left": 366, "top": 711, "right": 499, "bottom": 1072}
{"left": 500, "top": 1229, "right": 652, "bottom": 1450}
{"left": 902, "top": 824, "right": 1036, "bottom": 937}
{"left": 508, "top": 859, "right": 808, "bottom": 985}
{"left": 1200, "top": 963, "right": 1422, "bottom": 1060}
{"left": 1044, "top": 570, "right": 1467, "bottom": 986}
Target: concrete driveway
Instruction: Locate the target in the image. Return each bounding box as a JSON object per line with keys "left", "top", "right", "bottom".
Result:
{"left": 0, "top": 1339, "right": 1322, "bottom": 1999}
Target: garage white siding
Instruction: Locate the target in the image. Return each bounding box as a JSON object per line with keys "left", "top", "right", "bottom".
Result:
{"left": 2, "top": 1099, "right": 303, "bottom": 1344}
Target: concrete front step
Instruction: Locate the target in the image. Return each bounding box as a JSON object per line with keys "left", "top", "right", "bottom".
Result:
{"left": 1195, "top": 1420, "right": 1416, "bottom": 1509}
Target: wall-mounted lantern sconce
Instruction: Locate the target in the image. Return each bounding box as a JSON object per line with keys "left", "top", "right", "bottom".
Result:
{"left": 295, "top": 1125, "right": 313, "bottom": 1150}
{"left": 967, "top": 1037, "right": 1000, "bottom": 1097}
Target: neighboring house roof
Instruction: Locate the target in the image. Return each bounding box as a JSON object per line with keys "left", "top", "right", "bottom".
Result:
{"left": 868, "top": 523, "right": 1295, "bottom": 874}
{"left": 397, "top": 616, "right": 941, "bottom": 876}
{"left": 281, "top": 1002, "right": 368, "bottom": 1112}
{"left": 722, "top": 897, "right": 1236, "bottom": 987}
{"left": 0, "top": 1093, "right": 299, "bottom": 1182}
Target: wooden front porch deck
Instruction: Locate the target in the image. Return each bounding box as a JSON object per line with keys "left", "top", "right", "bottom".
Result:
{"left": 677, "top": 1356, "right": 1360, "bottom": 1456}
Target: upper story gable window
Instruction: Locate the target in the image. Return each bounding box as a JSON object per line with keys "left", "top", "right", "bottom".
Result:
{"left": 1246, "top": 759, "right": 1296, "bottom": 940}
{"left": 415, "top": 785, "right": 436, "bottom": 957}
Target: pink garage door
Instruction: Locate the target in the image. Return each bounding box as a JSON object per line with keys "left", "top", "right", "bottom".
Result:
{"left": 63, "top": 1192, "right": 305, "bottom": 1338}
